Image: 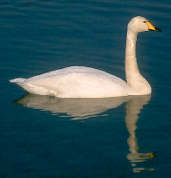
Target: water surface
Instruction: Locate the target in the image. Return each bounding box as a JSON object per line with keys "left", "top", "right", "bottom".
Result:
{"left": 1, "top": 0, "right": 171, "bottom": 177}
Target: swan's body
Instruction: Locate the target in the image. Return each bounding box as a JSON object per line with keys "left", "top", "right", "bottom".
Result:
{"left": 10, "top": 16, "right": 160, "bottom": 98}
{"left": 10, "top": 66, "right": 130, "bottom": 98}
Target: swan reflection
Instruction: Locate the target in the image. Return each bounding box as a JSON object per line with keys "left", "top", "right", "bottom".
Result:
{"left": 14, "top": 94, "right": 155, "bottom": 173}
{"left": 14, "top": 94, "right": 128, "bottom": 119}
{"left": 125, "top": 95, "right": 155, "bottom": 173}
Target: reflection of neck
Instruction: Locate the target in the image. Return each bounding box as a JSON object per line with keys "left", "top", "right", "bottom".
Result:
{"left": 125, "top": 96, "right": 150, "bottom": 159}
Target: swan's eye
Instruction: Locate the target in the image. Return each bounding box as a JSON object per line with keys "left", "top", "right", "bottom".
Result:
{"left": 143, "top": 21, "right": 147, "bottom": 23}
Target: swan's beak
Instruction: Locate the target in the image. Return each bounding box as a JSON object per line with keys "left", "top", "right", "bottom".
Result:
{"left": 145, "top": 21, "right": 162, "bottom": 32}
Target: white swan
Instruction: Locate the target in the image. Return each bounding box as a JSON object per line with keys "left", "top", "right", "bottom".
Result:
{"left": 10, "top": 16, "right": 161, "bottom": 98}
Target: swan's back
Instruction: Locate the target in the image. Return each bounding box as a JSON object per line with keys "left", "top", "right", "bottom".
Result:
{"left": 12, "top": 66, "right": 129, "bottom": 98}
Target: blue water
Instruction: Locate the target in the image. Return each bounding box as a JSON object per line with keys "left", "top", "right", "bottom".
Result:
{"left": 1, "top": 0, "right": 171, "bottom": 177}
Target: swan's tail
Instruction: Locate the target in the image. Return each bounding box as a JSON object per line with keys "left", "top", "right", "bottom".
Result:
{"left": 9, "top": 78, "right": 50, "bottom": 95}
{"left": 9, "top": 78, "right": 26, "bottom": 84}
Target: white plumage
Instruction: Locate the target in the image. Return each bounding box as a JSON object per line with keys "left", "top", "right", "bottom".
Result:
{"left": 10, "top": 16, "right": 160, "bottom": 98}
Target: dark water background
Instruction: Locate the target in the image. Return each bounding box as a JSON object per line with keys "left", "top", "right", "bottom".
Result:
{"left": 1, "top": 0, "right": 171, "bottom": 177}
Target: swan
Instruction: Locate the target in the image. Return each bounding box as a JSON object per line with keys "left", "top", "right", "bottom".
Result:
{"left": 10, "top": 16, "right": 161, "bottom": 98}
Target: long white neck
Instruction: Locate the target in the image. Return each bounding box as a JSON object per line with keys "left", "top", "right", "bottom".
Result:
{"left": 125, "top": 30, "right": 151, "bottom": 95}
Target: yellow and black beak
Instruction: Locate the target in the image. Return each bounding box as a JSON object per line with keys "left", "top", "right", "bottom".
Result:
{"left": 145, "top": 21, "right": 162, "bottom": 32}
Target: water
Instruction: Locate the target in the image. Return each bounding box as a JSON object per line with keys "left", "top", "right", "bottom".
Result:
{"left": 1, "top": 0, "right": 171, "bottom": 177}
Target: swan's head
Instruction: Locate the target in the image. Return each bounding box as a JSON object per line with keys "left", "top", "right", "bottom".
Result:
{"left": 128, "top": 16, "right": 161, "bottom": 33}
